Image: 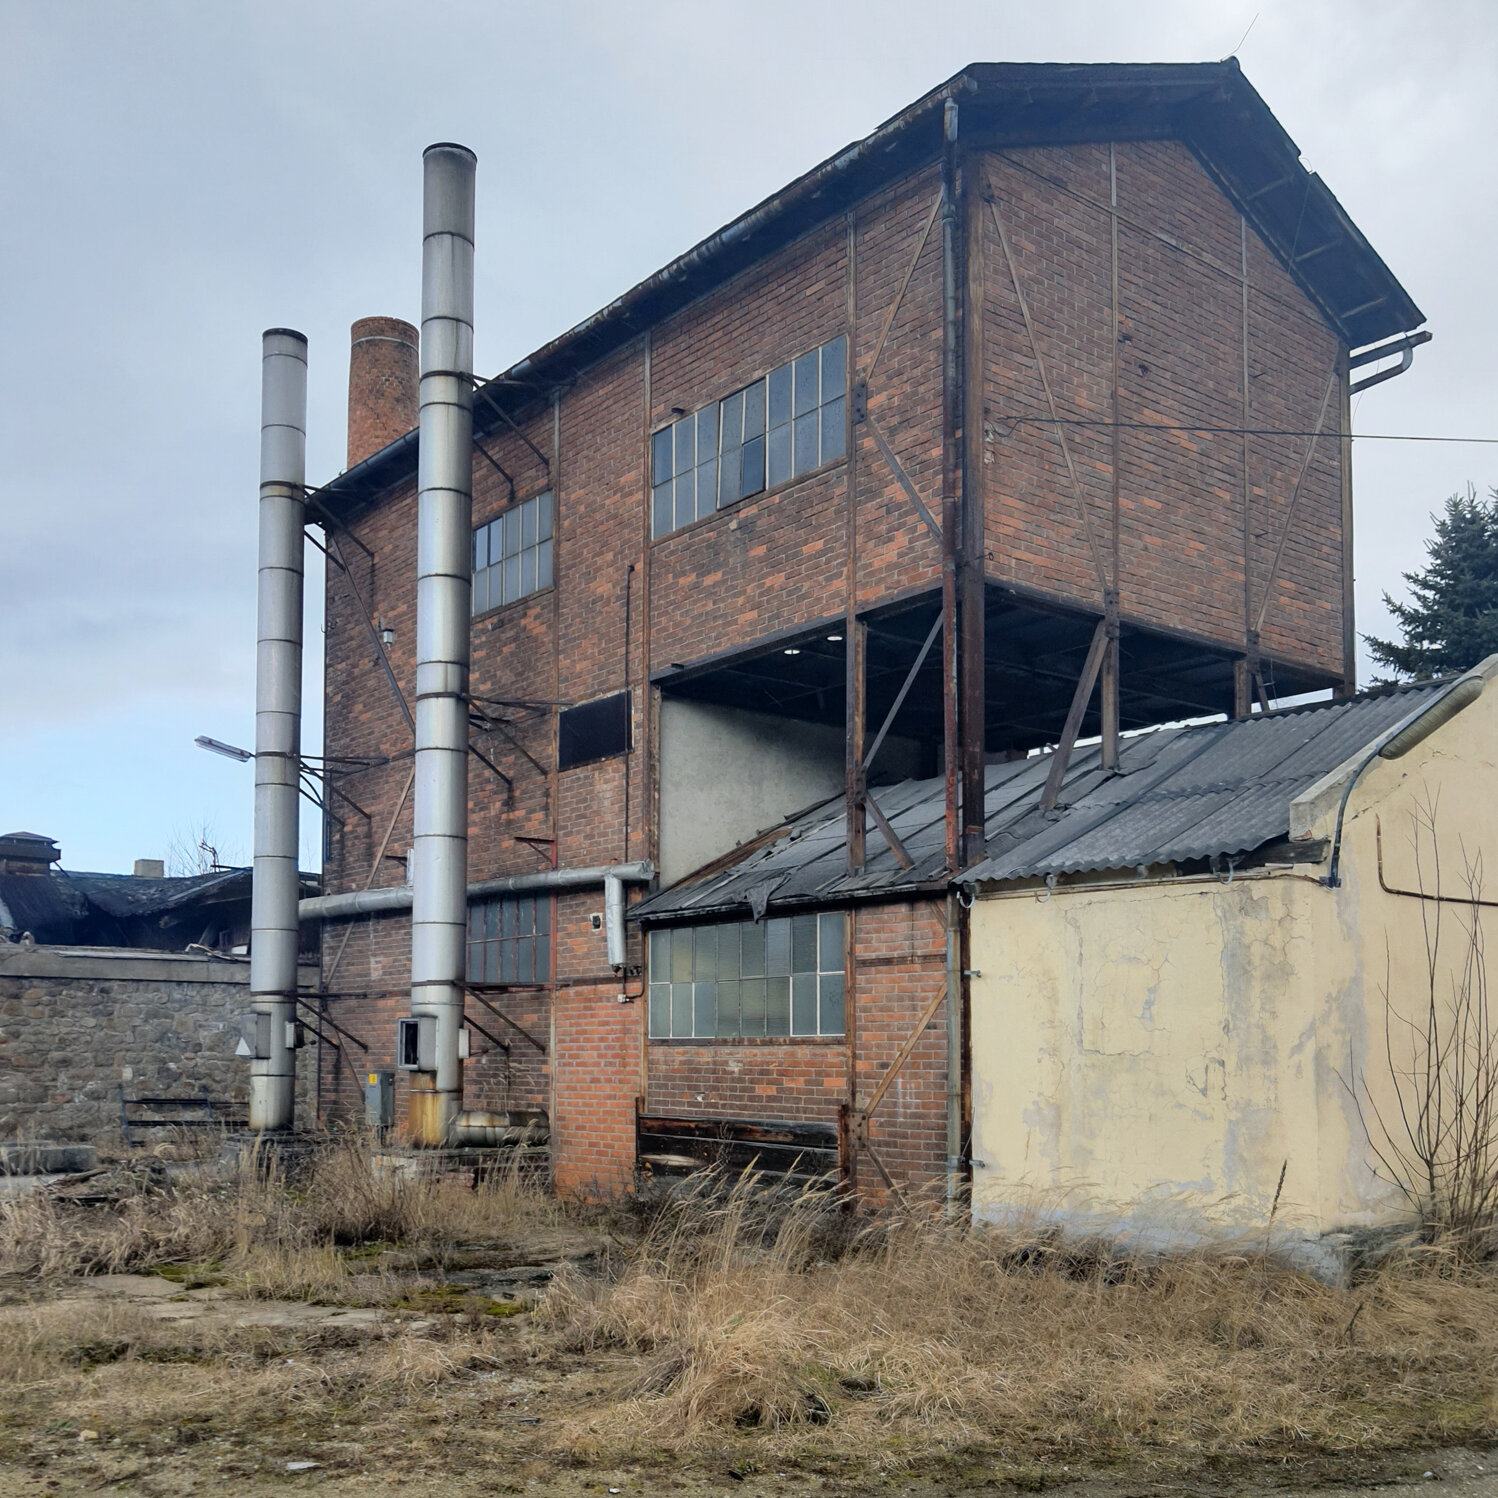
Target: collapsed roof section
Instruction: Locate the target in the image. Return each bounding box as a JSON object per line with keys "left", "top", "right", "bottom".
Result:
{"left": 633, "top": 678, "right": 1455, "bottom": 925}
{"left": 313, "top": 59, "right": 1424, "bottom": 525}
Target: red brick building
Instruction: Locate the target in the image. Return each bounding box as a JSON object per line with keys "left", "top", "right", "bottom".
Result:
{"left": 307, "top": 63, "right": 1424, "bottom": 1195}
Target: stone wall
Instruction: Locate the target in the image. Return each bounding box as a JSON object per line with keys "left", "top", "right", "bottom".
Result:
{"left": 0, "top": 945, "right": 317, "bottom": 1144}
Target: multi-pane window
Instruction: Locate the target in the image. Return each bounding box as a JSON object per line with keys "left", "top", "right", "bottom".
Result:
{"left": 472, "top": 490, "right": 553, "bottom": 614}
{"left": 647, "top": 912, "right": 845, "bottom": 1039}
{"left": 651, "top": 335, "right": 847, "bottom": 537}
{"left": 466, "top": 895, "right": 551, "bottom": 985}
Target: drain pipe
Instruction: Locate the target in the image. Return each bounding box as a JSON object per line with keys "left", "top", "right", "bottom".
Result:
{"left": 248, "top": 329, "right": 308, "bottom": 1133}
{"left": 409, "top": 143, "right": 477, "bottom": 1147}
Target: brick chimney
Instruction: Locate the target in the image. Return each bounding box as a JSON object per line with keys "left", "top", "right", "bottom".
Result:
{"left": 346, "top": 316, "right": 418, "bottom": 468}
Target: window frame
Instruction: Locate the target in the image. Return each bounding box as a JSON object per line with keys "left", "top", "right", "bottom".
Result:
{"left": 471, "top": 488, "right": 555, "bottom": 619}
{"left": 649, "top": 333, "right": 850, "bottom": 543}
{"left": 646, "top": 911, "right": 848, "bottom": 1042}
{"left": 465, "top": 893, "right": 553, "bottom": 987}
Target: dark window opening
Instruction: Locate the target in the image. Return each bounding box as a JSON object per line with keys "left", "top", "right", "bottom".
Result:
{"left": 558, "top": 690, "right": 632, "bottom": 771}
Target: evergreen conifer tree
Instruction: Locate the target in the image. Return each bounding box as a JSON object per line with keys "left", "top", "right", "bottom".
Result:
{"left": 1365, "top": 484, "right": 1498, "bottom": 680}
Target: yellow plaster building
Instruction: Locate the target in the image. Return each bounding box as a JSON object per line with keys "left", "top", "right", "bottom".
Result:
{"left": 967, "top": 657, "right": 1498, "bottom": 1255}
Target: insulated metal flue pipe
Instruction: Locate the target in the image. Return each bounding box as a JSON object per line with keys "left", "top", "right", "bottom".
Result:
{"left": 409, "top": 143, "right": 477, "bottom": 1147}
{"left": 249, "top": 329, "right": 308, "bottom": 1133}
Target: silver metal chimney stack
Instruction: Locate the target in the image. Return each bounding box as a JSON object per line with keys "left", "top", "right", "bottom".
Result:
{"left": 407, "top": 143, "right": 476, "bottom": 1146}
{"left": 248, "top": 328, "right": 308, "bottom": 1133}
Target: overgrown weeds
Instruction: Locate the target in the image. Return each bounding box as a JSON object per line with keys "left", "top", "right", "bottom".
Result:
{"left": 2, "top": 1155, "right": 1496, "bottom": 1482}
{"left": 538, "top": 1170, "right": 1498, "bottom": 1463}
{"left": 0, "top": 1134, "right": 564, "bottom": 1294}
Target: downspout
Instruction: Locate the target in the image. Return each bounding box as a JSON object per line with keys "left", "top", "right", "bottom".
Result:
{"left": 1347, "top": 329, "right": 1431, "bottom": 395}
{"left": 945, "top": 890, "right": 963, "bottom": 1213}
{"left": 248, "top": 328, "right": 307, "bottom": 1133}
{"left": 409, "top": 142, "right": 477, "bottom": 1147}
{"left": 1322, "top": 673, "right": 1485, "bottom": 888}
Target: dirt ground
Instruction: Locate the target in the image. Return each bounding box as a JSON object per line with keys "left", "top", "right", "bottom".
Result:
{"left": 0, "top": 1274, "right": 1493, "bottom": 1498}
{"left": 2, "top": 1155, "right": 1495, "bottom": 1498}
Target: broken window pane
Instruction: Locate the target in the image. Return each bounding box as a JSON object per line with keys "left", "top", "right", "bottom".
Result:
{"left": 739, "top": 921, "right": 766, "bottom": 977}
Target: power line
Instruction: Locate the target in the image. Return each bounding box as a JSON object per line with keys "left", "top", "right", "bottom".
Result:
{"left": 995, "top": 417, "right": 1498, "bottom": 446}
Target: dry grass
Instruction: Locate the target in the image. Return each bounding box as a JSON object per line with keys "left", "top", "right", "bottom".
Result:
{"left": 538, "top": 1171, "right": 1498, "bottom": 1467}
{"left": 0, "top": 1136, "right": 565, "bottom": 1292}
{"left": 2, "top": 1157, "right": 1496, "bottom": 1488}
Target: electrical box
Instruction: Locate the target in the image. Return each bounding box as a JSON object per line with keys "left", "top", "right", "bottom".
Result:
{"left": 364, "top": 1070, "right": 395, "bottom": 1129}
{"left": 235, "top": 1012, "right": 270, "bottom": 1060}
{"left": 396, "top": 1015, "right": 437, "bottom": 1071}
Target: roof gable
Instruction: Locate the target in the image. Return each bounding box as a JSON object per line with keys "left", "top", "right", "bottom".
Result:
{"left": 315, "top": 60, "right": 1423, "bottom": 521}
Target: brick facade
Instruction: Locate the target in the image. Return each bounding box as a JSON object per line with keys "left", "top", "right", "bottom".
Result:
{"left": 315, "top": 130, "right": 1355, "bottom": 1194}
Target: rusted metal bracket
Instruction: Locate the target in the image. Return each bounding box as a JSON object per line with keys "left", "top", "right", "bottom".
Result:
{"left": 467, "top": 740, "right": 515, "bottom": 807}
{"left": 865, "top": 792, "right": 914, "bottom": 870}
{"left": 990, "top": 197, "right": 1110, "bottom": 602}
{"left": 1039, "top": 619, "right": 1109, "bottom": 813}
{"left": 865, "top": 610, "right": 944, "bottom": 771}
{"left": 1252, "top": 364, "right": 1340, "bottom": 637}
{"left": 470, "top": 378, "right": 552, "bottom": 476}
{"left": 325, "top": 532, "right": 415, "bottom": 736}
{"left": 464, "top": 986, "right": 548, "bottom": 1053}
{"left": 864, "top": 412, "right": 943, "bottom": 543}
{"left": 321, "top": 763, "right": 416, "bottom": 990}
{"left": 462, "top": 1011, "right": 512, "bottom": 1055}
{"left": 865, "top": 187, "right": 944, "bottom": 383}
{"left": 472, "top": 434, "right": 516, "bottom": 502}
{"left": 294, "top": 995, "right": 368, "bottom": 1051}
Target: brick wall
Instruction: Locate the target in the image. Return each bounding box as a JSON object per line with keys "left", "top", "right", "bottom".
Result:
{"left": 979, "top": 141, "right": 1345, "bottom": 677}
{"left": 0, "top": 947, "right": 317, "bottom": 1144}
{"left": 644, "top": 900, "right": 950, "bottom": 1192}
{"left": 317, "top": 135, "right": 1351, "bottom": 1191}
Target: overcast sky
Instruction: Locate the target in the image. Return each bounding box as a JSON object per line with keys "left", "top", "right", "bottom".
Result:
{"left": 2, "top": 0, "right": 1493, "bottom": 874}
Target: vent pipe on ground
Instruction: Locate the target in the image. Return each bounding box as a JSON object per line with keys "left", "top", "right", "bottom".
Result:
{"left": 249, "top": 328, "right": 308, "bottom": 1133}
{"left": 408, "top": 143, "right": 477, "bottom": 1147}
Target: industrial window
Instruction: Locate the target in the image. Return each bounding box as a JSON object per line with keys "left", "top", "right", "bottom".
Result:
{"left": 647, "top": 912, "right": 845, "bottom": 1039}
{"left": 472, "top": 490, "right": 553, "bottom": 614}
{"left": 651, "top": 335, "right": 847, "bottom": 538}
{"left": 466, "top": 894, "right": 551, "bottom": 985}
{"left": 557, "top": 690, "right": 632, "bottom": 771}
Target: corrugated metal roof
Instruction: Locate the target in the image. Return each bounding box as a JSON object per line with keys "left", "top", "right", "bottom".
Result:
{"left": 633, "top": 681, "right": 1450, "bottom": 925}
